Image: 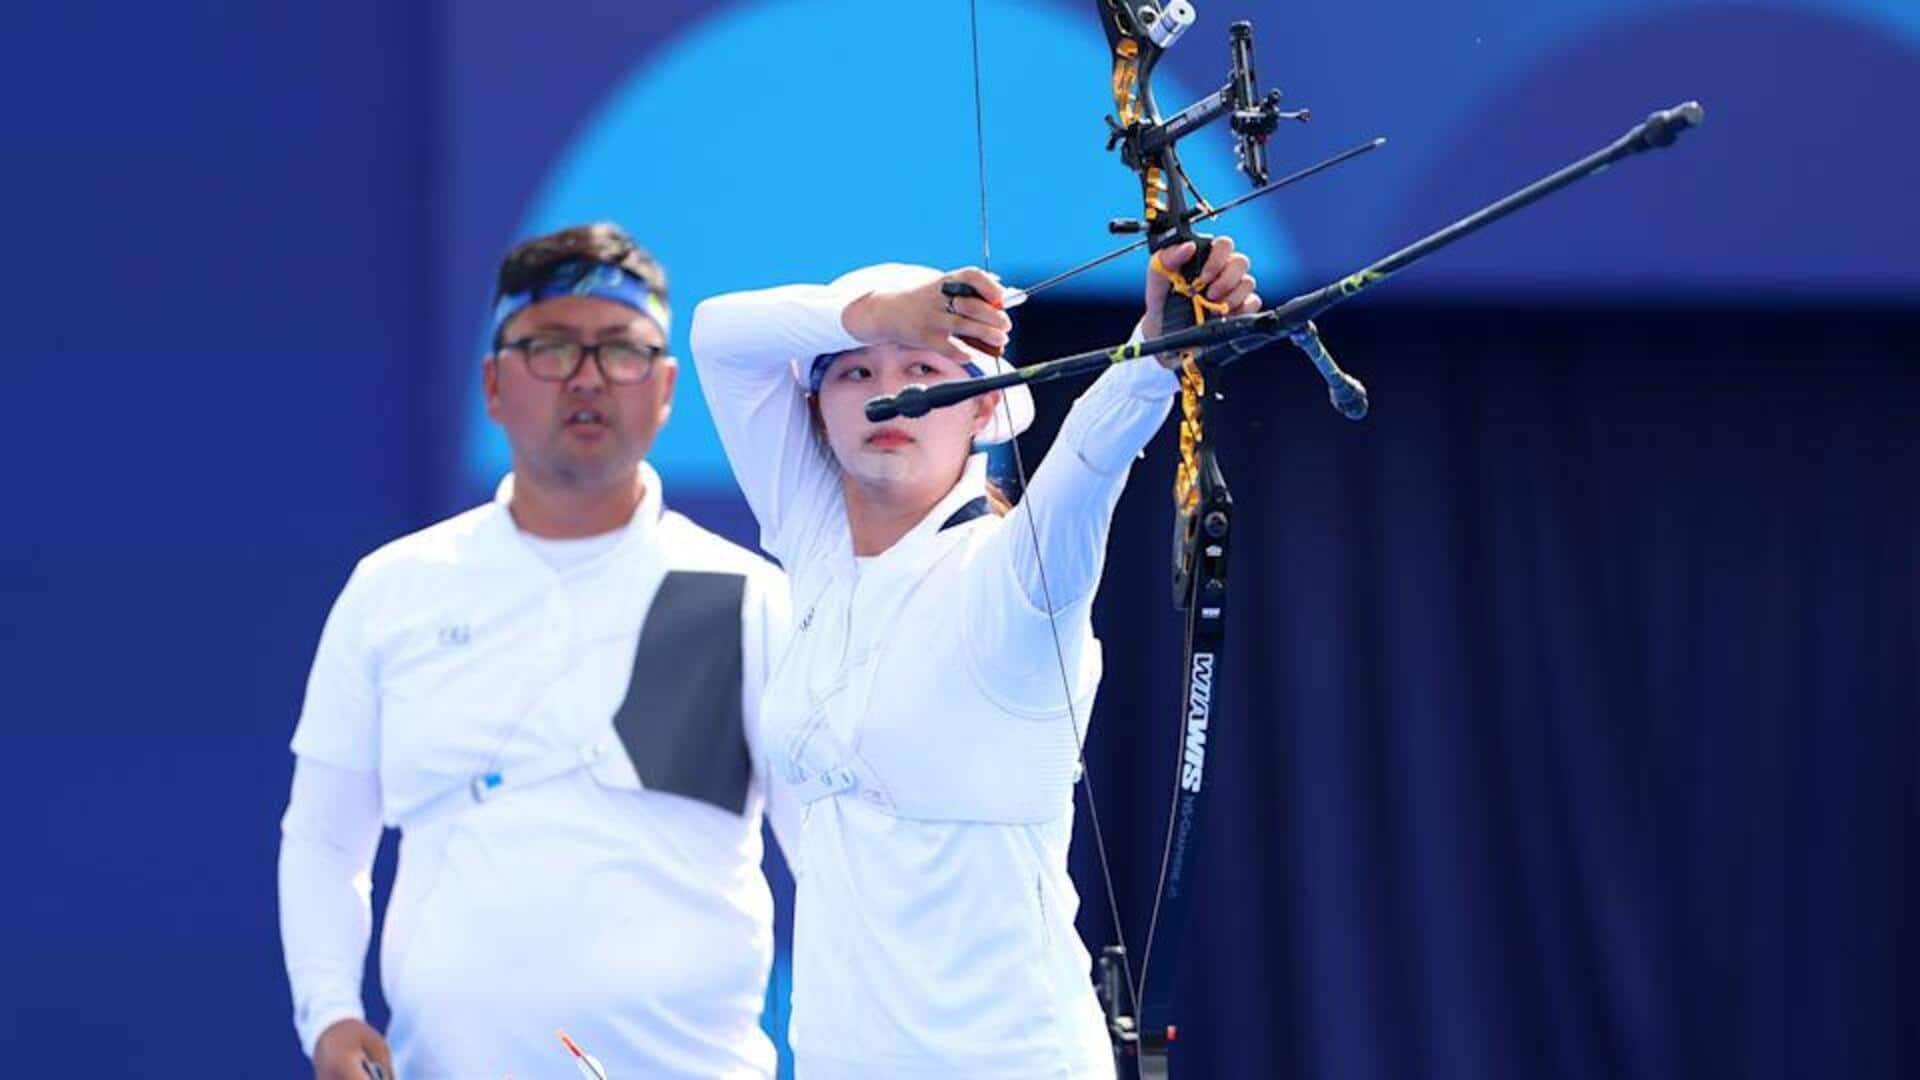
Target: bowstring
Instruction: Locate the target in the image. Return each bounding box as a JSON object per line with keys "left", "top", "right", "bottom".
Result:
{"left": 965, "top": 0, "right": 1143, "bottom": 1025}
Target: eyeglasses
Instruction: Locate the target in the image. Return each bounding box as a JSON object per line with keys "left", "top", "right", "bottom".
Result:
{"left": 499, "top": 336, "right": 664, "bottom": 384}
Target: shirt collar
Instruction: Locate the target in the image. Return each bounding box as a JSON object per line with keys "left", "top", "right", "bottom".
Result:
{"left": 487, "top": 460, "right": 666, "bottom": 567}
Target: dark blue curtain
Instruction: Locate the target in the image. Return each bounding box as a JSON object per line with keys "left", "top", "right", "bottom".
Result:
{"left": 1011, "top": 301, "right": 1920, "bottom": 1080}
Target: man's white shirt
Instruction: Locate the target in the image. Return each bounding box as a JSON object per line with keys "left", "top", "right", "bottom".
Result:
{"left": 278, "top": 461, "right": 793, "bottom": 1079}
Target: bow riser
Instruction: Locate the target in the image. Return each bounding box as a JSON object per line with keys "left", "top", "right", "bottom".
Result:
{"left": 1091, "top": 5, "right": 1299, "bottom": 1076}
{"left": 1101, "top": 2, "right": 1206, "bottom": 253}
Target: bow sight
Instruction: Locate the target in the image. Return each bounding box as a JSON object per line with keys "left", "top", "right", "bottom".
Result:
{"left": 1102, "top": 11, "right": 1307, "bottom": 240}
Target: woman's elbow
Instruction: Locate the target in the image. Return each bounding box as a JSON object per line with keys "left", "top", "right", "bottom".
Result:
{"left": 687, "top": 295, "right": 729, "bottom": 361}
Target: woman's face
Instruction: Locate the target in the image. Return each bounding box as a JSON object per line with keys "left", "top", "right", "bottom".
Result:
{"left": 814, "top": 343, "right": 1000, "bottom": 501}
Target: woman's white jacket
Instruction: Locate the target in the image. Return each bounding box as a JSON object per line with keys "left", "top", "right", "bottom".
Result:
{"left": 691, "top": 283, "right": 1178, "bottom": 1079}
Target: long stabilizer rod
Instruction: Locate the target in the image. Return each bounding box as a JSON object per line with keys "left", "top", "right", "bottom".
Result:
{"left": 868, "top": 102, "right": 1704, "bottom": 424}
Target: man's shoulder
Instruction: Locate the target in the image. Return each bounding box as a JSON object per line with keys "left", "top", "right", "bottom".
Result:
{"left": 657, "top": 510, "right": 782, "bottom": 583}
{"left": 353, "top": 502, "right": 502, "bottom": 583}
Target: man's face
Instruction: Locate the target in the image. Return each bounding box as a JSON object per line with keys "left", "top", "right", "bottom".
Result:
{"left": 484, "top": 295, "right": 676, "bottom": 491}
{"left": 814, "top": 343, "right": 997, "bottom": 497}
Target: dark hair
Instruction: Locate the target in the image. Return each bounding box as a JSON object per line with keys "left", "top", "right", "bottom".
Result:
{"left": 493, "top": 221, "right": 667, "bottom": 310}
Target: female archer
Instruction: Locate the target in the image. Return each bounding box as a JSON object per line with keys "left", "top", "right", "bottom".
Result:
{"left": 690, "top": 238, "right": 1259, "bottom": 1078}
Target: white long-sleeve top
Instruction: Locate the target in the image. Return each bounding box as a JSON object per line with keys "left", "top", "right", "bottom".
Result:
{"left": 278, "top": 464, "right": 795, "bottom": 1078}
{"left": 691, "top": 284, "right": 1177, "bottom": 1079}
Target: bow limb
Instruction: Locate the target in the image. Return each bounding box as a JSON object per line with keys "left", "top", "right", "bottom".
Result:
{"left": 1094, "top": 5, "right": 1282, "bottom": 1075}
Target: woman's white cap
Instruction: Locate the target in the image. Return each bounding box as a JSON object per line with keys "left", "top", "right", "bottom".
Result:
{"left": 803, "top": 262, "right": 1034, "bottom": 446}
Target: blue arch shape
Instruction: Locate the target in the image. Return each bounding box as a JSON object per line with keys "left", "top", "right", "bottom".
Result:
{"left": 466, "top": 0, "right": 1920, "bottom": 489}
{"left": 469, "top": 0, "right": 1299, "bottom": 492}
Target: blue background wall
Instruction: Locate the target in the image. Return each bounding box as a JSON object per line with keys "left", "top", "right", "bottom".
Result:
{"left": 1, "top": 1, "right": 1914, "bottom": 1075}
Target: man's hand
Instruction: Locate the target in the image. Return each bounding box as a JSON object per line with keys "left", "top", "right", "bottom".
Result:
{"left": 313, "top": 1018, "right": 394, "bottom": 1080}
{"left": 842, "top": 266, "right": 1012, "bottom": 363}
{"left": 1142, "top": 237, "right": 1262, "bottom": 370}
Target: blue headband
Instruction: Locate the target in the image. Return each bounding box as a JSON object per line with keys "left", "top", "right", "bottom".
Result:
{"left": 490, "top": 260, "right": 670, "bottom": 342}
{"left": 807, "top": 352, "right": 983, "bottom": 395}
